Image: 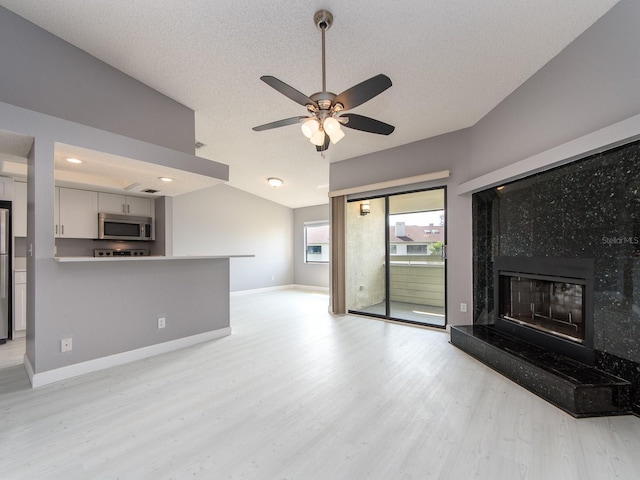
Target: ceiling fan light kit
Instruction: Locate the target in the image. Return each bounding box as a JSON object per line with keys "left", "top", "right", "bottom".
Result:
{"left": 301, "top": 118, "right": 319, "bottom": 138}
{"left": 253, "top": 10, "right": 395, "bottom": 153}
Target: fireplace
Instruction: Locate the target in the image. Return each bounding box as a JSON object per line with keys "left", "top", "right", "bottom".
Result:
{"left": 494, "top": 257, "right": 594, "bottom": 364}
{"left": 499, "top": 274, "right": 585, "bottom": 343}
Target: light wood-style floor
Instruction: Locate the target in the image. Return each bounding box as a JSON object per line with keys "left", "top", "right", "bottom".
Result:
{"left": 1, "top": 289, "right": 639, "bottom": 479}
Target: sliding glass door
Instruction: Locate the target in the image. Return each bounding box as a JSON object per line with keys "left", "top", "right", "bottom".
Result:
{"left": 388, "top": 189, "right": 446, "bottom": 326}
{"left": 347, "top": 188, "right": 446, "bottom": 327}
{"left": 346, "top": 197, "right": 387, "bottom": 316}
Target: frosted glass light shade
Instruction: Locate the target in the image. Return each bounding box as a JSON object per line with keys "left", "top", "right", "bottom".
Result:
{"left": 301, "top": 118, "right": 320, "bottom": 138}
{"left": 323, "top": 117, "right": 340, "bottom": 133}
{"left": 327, "top": 127, "right": 345, "bottom": 144}
{"left": 323, "top": 117, "right": 344, "bottom": 144}
{"left": 310, "top": 130, "right": 325, "bottom": 146}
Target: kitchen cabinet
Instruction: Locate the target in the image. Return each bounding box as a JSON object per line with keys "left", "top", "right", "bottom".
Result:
{"left": 98, "top": 192, "right": 152, "bottom": 217}
{"left": 13, "top": 181, "right": 27, "bottom": 237}
{"left": 0, "top": 176, "right": 14, "bottom": 201}
{"left": 13, "top": 270, "right": 26, "bottom": 337}
{"left": 55, "top": 187, "right": 99, "bottom": 238}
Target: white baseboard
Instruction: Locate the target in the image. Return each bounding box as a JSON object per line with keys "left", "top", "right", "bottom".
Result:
{"left": 230, "top": 284, "right": 329, "bottom": 296}
{"left": 230, "top": 285, "right": 295, "bottom": 296}
{"left": 25, "top": 327, "right": 232, "bottom": 388}
{"left": 292, "top": 284, "right": 329, "bottom": 293}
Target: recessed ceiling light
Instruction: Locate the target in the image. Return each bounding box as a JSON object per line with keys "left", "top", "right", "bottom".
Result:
{"left": 66, "top": 157, "right": 82, "bottom": 164}
{"left": 158, "top": 177, "right": 173, "bottom": 182}
{"left": 268, "top": 177, "right": 283, "bottom": 188}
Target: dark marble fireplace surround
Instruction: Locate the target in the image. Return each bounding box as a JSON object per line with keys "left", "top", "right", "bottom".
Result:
{"left": 457, "top": 138, "right": 640, "bottom": 417}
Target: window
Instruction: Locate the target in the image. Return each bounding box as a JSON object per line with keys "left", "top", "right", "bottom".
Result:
{"left": 407, "top": 244, "right": 429, "bottom": 255}
{"left": 304, "top": 221, "right": 330, "bottom": 263}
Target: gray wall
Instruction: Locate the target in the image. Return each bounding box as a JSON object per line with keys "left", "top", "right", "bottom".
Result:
{"left": 2, "top": 103, "right": 229, "bottom": 374}
{"left": 330, "top": 129, "right": 473, "bottom": 325}
{"left": 469, "top": 0, "right": 640, "bottom": 179}
{"left": 329, "top": 0, "right": 640, "bottom": 327}
{"left": 151, "top": 196, "right": 172, "bottom": 256}
{"left": 0, "top": 5, "right": 229, "bottom": 375}
{"left": 172, "top": 184, "right": 294, "bottom": 292}
{"left": 36, "top": 258, "right": 229, "bottom": 371}
{"left": 0, "top": 6, "right": 195, "bottom": 154}
{"left": 293, "top": 204, "right": 330, "bottom": 289}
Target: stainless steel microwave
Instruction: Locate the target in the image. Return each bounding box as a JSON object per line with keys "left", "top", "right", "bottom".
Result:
{"left": 98, "top": 213, "right": 153, "bottom": 241}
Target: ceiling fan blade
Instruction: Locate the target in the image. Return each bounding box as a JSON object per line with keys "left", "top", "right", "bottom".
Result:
{"left": 333, "top": 74, "right": 392, "bottom": 111}
{"left": 341, "top": 114, "right": 395, "bottom": 135}
{"left": 316, "top": 134, "right": 330, "bottom": 152}
{"left": 252, "top": 116, "right": 308, "bottom": 132}
{"left": 261, "top": 76, "right": 317, "bottom": 107}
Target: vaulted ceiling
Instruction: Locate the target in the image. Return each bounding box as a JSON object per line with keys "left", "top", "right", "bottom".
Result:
{"left": 0, "top": 1, "right": 619, "bottom": 208}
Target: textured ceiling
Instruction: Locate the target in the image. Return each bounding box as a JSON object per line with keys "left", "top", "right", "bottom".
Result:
{"left": 0, "top": 1, "right": 619, "bottom": 208}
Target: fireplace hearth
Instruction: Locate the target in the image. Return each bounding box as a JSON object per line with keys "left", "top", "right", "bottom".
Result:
{"left": 494, "top": 256, "right": 594, "bottom": 364}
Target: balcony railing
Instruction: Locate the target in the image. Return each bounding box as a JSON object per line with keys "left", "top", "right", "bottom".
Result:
{"left": 389, "top": 255, "right": 444, "bottom": 307}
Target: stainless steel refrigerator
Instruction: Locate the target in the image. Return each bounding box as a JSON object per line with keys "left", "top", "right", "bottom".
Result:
{"left": 0, "top": 204, "right": 10, "bottom": 344}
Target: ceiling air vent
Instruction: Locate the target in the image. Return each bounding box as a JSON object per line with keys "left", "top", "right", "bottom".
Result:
{"left": 141, "top": 189, "right": 159, "bottom": 194}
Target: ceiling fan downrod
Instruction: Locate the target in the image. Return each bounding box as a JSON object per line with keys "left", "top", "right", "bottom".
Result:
{"left": 314, "top": 10, "right": 333, "bottom": 94}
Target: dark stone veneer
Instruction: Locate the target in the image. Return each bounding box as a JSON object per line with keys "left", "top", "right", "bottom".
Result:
{"left": 471, "top": 138, "right": 640, "bottom": 410}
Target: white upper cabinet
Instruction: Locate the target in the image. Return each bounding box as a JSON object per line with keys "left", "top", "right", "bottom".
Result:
{"left": 56, "top": 187, "right": 99, "bottom": 238}
{"left": 98, "top": 192, "right": 152, "bottom": 217}
{"left": 125, "top": 196, "right": 152, "bottom": 217}
{"left": 0, "top": 177, "right": 14, "bottom": 201}
{"left": 13, "top": 181, "right": 27, "bottom": 237}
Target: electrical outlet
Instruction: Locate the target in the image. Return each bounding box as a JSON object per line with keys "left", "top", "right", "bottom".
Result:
{"left": 460, "top": 303, "right": 468, "bottom": 313}
{"left": 157, "top": 317, "right": 166, "bottom": 329}
{"left": 271, "top": 275, "right": 275, "bottom": 281}
{"left": 61, "top": 338, "right": 72, "bottom": 352}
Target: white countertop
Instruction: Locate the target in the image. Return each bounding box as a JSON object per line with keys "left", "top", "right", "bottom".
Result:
{"left": 54, "top": 255, "right": 254, "bottom": 263}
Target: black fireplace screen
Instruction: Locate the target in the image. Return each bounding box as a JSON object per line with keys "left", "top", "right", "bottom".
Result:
{"left": 498, "top": 273, "right": 585, "bottom": 344}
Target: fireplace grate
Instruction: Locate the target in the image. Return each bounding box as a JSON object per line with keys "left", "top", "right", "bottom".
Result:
{"left": 500, "top": 273, "right": 585, "bottom": 344}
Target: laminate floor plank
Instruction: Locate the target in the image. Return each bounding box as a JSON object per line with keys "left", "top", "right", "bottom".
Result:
{"left": 1, "top": 289, "right": 639, "bottom": 479}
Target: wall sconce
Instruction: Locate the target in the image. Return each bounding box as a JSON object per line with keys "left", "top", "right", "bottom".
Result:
{"left": 360, "top": 202, "right": 371, "bottom": 216}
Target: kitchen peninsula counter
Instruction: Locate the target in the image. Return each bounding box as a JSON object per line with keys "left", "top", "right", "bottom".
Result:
{"left": 28, "top": 253, "right": 252, "bottom": 388}
{"left": 54, "top": 254, "right": 253, "bottom": 263}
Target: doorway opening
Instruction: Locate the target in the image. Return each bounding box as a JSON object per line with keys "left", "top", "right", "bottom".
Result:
{"left": 346, "top": 187, "right": 446, "bottom": 327}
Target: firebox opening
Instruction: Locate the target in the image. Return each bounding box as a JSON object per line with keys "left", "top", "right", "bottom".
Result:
{"left": 493, "top": 257, "right": 595, "bottom": 364}
{"left": 499, "top": 272, "right": 585, "bottom": 344}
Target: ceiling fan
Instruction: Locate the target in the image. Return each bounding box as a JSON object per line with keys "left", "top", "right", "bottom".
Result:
{"left": 252, "top": 10, "right": 395, "bottom": 153}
